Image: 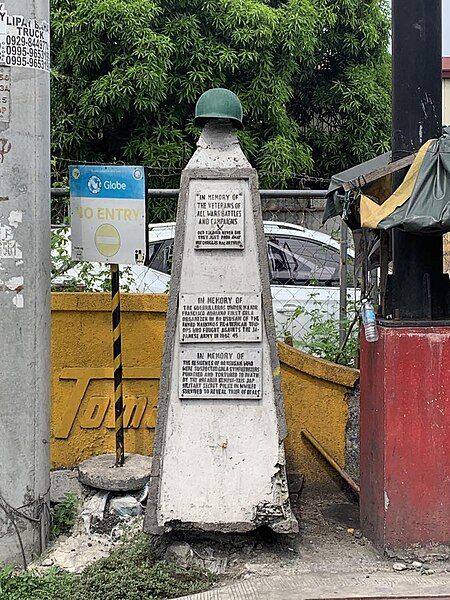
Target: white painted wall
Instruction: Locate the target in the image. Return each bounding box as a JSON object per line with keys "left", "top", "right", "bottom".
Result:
{"left": 443, "top": 78, "right": 450, "bottom": 126}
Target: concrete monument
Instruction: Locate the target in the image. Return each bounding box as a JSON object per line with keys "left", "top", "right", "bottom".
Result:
{"left": 145, "top": 89, "right": 297, "bottom": 534}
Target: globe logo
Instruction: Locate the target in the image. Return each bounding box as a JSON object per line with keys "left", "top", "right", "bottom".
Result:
{"left": 88, "top": 175, "right": 102, "bottom": 194}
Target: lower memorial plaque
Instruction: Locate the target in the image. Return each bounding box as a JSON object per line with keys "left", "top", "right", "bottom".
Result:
{"left": 179, "top": 347, "right": 262, "bottom": 400}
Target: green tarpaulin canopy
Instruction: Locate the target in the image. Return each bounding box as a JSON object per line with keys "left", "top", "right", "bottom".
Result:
{"left": 325, "top": 127, "right": 450, "bottom": 235}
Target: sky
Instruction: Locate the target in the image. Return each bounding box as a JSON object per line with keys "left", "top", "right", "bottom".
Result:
{"left": 444, "top": 0, "right": 450, "bottom": 55}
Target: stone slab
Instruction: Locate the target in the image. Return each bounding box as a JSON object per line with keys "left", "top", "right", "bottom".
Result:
{"left": 194, "top": 188, "right": 245, "bottom": 249}
{"left": 179, "top": 347, "right": 262, "bottom": 400}
{"left": 78, "top": 453, "right": 152, "bottom": 492}
{"left": 179, "top": 293, "right": 262, "bottom": 344}
{"left": 178, "top": 572, "right": 450, "bottom": 599}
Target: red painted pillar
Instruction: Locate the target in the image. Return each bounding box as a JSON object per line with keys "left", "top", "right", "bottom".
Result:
{"left": 360, "top": 325, "right": 450, "bottom": 549}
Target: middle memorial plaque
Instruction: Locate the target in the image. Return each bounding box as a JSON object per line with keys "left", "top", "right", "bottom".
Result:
{"left": 179, "top": 293, "right": 262, "bottom": 343}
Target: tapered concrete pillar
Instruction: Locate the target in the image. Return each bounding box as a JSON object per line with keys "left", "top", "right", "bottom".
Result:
{"left": 145, "top": 90, "right": 297, "bottom": 534}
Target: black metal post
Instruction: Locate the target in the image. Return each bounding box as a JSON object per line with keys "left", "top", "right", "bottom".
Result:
{"left": 111, "top": 264, "right": 125, "bottom": 467}
{"left": 388, "top": 0, "right": 449, "bottom": 320}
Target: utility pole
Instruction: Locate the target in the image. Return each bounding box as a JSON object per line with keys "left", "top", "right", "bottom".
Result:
{"left": 360, "top": 0, "right": 450, "bottom": 551}
{"left": 388, "top": 0, "right": 448, "bottom": 319}
{"left": 0, "top": 0, "right": 51, "bottom": 565}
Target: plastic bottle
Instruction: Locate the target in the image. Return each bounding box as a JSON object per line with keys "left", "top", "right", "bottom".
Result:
{"left": 361, "top": 299, "right": 379, "bottom": 342}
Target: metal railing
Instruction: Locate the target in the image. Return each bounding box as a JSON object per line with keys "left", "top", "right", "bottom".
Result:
{"left": 50, "top": 187, "right": 328, "bottom": 199}
{"left": 51, "top": 187, "right": 358, "bottom": 366}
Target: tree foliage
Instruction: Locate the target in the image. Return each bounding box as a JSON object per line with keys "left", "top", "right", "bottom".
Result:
{"left": 51, "top": 0, "right": 391, "bottom": 188}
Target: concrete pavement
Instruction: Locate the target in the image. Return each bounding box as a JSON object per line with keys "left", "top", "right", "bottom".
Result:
{"left": 180, "top": 572, "right": 450, "bottom": 599}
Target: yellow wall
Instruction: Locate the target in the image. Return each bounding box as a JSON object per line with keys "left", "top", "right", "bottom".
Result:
{"left": 51, "top": 293, "right": 359, "bottom": 485}
{"left": 51, "top": 293, "right": 166, "bottom": 468}
{"left": 278, "top": 343, "right": 358, "bottom": 484}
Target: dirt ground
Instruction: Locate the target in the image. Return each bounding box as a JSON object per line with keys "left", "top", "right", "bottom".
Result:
{"left": 36, "top": 481, "right": 449, "bottom": 585}
{"left": 167, "top": 483, "right": 449, "bottom": 582}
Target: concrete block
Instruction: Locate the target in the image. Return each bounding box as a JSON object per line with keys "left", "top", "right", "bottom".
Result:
{"left": 109, "top": 496, "right": 143, "bottom": 518}
{"left": 50, "top": 469, "right": 82, "bottom": 503}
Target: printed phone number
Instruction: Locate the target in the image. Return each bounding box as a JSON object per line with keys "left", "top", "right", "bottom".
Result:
{"left": 3, "top": 52, "right": 49, "bottom": 70}
{"left": 6, "top": 34, "right": 49, "bottom": 48}
{"left": 0, "top": 35, "right": 50, "bottom": 70}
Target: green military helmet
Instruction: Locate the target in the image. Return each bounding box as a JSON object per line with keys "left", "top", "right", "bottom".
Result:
{"left": 194, "top": 88, "right": 243, "bottom": 129}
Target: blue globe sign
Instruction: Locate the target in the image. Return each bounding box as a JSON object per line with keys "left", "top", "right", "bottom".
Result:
{"left": 88, "top": 175, "right": 102, "bottom": 194}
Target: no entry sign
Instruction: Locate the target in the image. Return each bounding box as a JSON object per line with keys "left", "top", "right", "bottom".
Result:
{"left": 69, "top": 165, "right": 147, "bottom": 265}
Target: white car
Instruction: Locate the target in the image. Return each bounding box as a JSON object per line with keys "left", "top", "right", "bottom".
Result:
{"left": 52, "top": 220, "right": 356, "bottom": 342}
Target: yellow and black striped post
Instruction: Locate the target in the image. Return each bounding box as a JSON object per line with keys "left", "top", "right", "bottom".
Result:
{"left": 111, "top": 263, "right": 125, "bottom": 467}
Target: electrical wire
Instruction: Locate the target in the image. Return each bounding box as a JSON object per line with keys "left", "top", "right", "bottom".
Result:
{"left": 0, "top": 500, "right": 27, "bottom": 569}
{"left": 0, "top": 487, "right": 51, "bottom": 570}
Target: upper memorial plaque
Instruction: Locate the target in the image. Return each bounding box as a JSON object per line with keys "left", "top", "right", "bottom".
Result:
{"left": 194, "top": 185, "right": 244, "bottom": 250}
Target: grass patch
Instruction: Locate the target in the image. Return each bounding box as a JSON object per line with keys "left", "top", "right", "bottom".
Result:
{"left": 0, "top": 567, "right": 75, "bottom": 600}
{"left": 0, "top": 534, "right": 215, "bottom": 600}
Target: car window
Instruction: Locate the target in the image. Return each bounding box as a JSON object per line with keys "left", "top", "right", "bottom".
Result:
{"left": 266, "top": 235, "right": 340, "bottom": 286}
{"left": 147, "top": 241, "right": 163, "bottom": 266}
{"left": 147, "top": 240, "right": 173, "bottom": 274}
{"left": 147, "top": 234, "right": 343, "bottom": 287}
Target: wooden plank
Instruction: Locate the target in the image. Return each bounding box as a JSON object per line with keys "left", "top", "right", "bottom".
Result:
{"left": 342, "top": 153, "right": 416, "bottom": 192}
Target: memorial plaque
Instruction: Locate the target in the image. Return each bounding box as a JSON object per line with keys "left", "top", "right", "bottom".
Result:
{"left": 179, "top": 347, "right": 262, "bottom": 400}
{"left": 194, "top": 189, "right": 244, "bottom": 249}
{"left": 180, "top": 293, "right": 261, "bottom": 343}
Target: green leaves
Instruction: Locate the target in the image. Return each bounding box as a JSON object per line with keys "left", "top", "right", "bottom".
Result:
{"left": 286, "top": 294, "right": 359, "bottom": 367}
{"left": 258, "top": 136, "right": 313, "bottom": 186}
{"left": 0, "top": 566, "right": 75, "bottom": 600}
{"left": 51, "top": 493, "right": 79, "bottom": 538}
{"left": 51, "top": 0, "right": 390, "bottom": 187}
